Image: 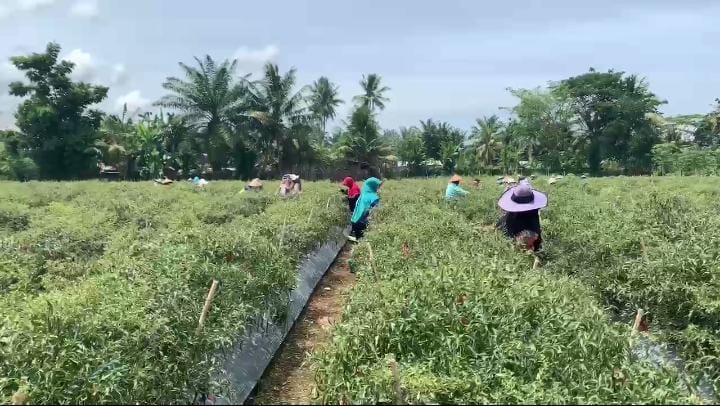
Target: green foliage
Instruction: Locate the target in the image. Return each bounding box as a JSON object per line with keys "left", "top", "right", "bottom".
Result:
{"left": 652, "top": 143, "right": 720, "bottom": 175}
{"left": 418, "top": 119, "right": 464, "bottom": 162}
{"left": 0, "top": 181, "right": 345, "bottom": 404}
{"left": 248, "top": 63, "right": 312, "bottom": 175}
{"left": 314, "top": 178, "right": 704, "bottom": 404}
{"left": 8, "top": 42, "right": 108, "bottom": 179}
{"left": 396, "top": 128, "right": 426, "bottom": 175}
{"left": 353, "top": 74, "right": 390, "bottom": 111}
{"left": 552, "top": 69, "right": 664, "bottom": 175}
{"left": 156, "top": 55, "right": 249, "bottom": 172}
{"left": 309, "top": 76, "right": 343, "bottom": 135}
{"left": 338, "top": 106, "right": 393, "bottom": 171}
{"left": 470, "top": 115, "right": 503, "bottom": 170}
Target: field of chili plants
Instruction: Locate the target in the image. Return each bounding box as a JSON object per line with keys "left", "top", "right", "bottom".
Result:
{"left": 315, "top": 176, "right": 720, "bottom": 404}
{"left": 0, "top": 180, "right": 346, "bottom": 404}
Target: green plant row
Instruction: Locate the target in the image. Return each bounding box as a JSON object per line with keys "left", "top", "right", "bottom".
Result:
{"left": 314, "top": 178, "right": 701, "bottom": 404}
{"left": 0, "top": 180, "right": 346, "bottom": 404}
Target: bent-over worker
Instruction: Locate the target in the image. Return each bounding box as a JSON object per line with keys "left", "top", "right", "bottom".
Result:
{"left": 245, "top": 178, "right": 263, "bottom": 192}
{"left": 279, "top": 174, "right": 302, "bottom": 197}
{"left": 496, "top": 180, "right": 547, "bottom": 255}
{"left": 349, "top": 177, "right": 382, "bottom": 241}
{"left": 445, "top": 175, "right": 469, "bottom": 200}
{"left": 341, "top": 177, "right": 361, "bottom": 213}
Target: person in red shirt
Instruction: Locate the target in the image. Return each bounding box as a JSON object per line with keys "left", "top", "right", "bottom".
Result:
{"left": 341, "top": 177, "right": 361, "bottom": 213}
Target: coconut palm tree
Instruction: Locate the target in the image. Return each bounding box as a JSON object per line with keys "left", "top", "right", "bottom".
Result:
{"left": 247, "top": 63, "right": 310, "bottom": 174}
{"left": 353, "top": 74, "right": 390, "bottom": 111}
{"left": 337, "top": 106, "right": 393, "bottom": 170}
{"left": 471, "top": 115, "right": 503, "bottom": 168}
{"left": 309, "top": 77, "right": 343, "bottom": 136}
{"left": 155, "top": 55, "right": 250, "bottom": 171}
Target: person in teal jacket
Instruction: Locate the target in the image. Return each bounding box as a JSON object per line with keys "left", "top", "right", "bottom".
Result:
{"left": 349, "top": 177, "right": 382, "bottom": 241}
{"left": 445, "top": 175, "right": 469, "bottom": 200}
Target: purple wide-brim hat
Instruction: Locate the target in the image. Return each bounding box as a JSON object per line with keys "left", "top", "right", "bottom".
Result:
{"left": 498, "top": 183, "right": 548, "bottom": 212}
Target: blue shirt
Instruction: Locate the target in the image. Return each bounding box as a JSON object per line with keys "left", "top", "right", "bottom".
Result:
{"left": 445, "top": 183, "right": 469, "bottom": 200}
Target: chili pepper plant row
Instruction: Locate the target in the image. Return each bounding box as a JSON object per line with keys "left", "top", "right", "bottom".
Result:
{"left": 0, "top": 180, "right": 346, "bottom": 404}
{"left": 314, "top": 177, "right": 718, "bottom": 404}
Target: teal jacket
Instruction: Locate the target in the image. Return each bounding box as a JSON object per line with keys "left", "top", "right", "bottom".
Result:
{"left": 445, "top": 183, "right": 469, "bottom": 200}
{"left": 351, "top": 177, "right": 382, "bottom": 224}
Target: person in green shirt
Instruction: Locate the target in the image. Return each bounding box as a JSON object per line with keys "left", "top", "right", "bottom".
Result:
{"left": 445, "top": 175, "right": 470, "bottom": 200}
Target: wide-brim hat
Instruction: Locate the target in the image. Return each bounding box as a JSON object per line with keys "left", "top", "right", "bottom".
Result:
{"left": 248, "top": 178, "right": 263, "bottom": 187}
{"left": 498, "top": 183, "right": 548, "bottom": 212}
{"left": 503, "top": 176, "right": 517, "bottom": 184}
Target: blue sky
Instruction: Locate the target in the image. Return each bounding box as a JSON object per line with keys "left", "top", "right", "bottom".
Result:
{"left": 1, "top": 0, "right": 719, "bottom": 132}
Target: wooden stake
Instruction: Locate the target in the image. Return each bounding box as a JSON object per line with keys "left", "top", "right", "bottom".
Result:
{"left": 197, "top": 280, "right": 219, "bottom": 335}
{"left": 632, "top": 308, "right": 645, "bottom": 335}
{"left": 388, "top": 356, "right": 404, "bottom": 405}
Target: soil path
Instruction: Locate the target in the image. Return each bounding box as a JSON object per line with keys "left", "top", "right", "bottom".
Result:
{"left": 251, "top": 246, "right": 355, "bottom": 405}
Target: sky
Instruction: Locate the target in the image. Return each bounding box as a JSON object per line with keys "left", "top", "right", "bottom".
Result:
{"left": 0, "top": 0, "right": 719, "bottom": 132}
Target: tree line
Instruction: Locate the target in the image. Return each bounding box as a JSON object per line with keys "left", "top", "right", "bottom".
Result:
{"left": 1, "top": 42, "right": 719, "bottom": 181}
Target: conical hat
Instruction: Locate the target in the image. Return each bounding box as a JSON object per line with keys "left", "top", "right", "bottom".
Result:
{"left": 248, "top": 178, "right": 263, "bottom": 187}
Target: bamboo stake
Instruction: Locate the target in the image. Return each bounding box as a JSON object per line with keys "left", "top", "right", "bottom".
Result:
{"left": 632, "top": 308, "right": 645, "bottom": 335}
{"left": 388, "top": 356, "right": 404, "bottom": 405}
{"left": 196, "top": 280, "right": 219, "bottom": 334}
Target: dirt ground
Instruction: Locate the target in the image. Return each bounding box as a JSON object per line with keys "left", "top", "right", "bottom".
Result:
{"left": 252, "top": 246, "right": 355, "bottom": 405}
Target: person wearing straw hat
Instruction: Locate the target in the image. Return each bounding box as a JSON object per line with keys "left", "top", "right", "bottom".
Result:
{"left": 496, "top": 180, "right": 548, "bottom": 254}
{"left": 279, "top": 174, "right": 302, "bottom": 197}
{"left": 445, "top": 175, "right": 469, "bottom": 200}
{"left": 245, "top": 178, "right": 263, "bottom": 192}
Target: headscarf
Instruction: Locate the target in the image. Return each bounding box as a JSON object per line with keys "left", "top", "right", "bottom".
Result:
{"left": 351, "top": 177, "right": 382, "bottom": 224}
{"left": 342, "top": 177, "right": 361, "bottom": 199}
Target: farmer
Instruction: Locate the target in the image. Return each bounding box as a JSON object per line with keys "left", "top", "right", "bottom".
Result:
{"left": 496, "top": 179, "right": 547, "bottom": 255}
{"left": 341, "top": 177, "right": 361, "bottom": 213}
{"left": 445, "top": 175, "right": 469, "bottom": 200}
{"left": 348, "top": 177, "right": 382, "bottom": 241}
{"left": 245, "top": 178, "right": 263, "bottom": 192}
{"left": 279, "top": 174, "right": 302, "bottom": 197}
{"left": 190, "top": 176, "right": 209, "bottom": 188}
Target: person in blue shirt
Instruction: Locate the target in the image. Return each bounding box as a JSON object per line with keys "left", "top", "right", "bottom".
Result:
{"left": 349, "top": 177, "right": 382, "bottom": 241}
{"left": 445, "top": 175, "right": 469, "bottom": 200}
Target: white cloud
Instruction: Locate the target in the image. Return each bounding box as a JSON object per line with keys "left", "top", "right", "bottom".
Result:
{"left": 0, "top": 63, "right": 21, "bottom": 129}
{"left": 0, "top": 0, "right": 56, "bottom": 19}
{"left": 115, "top": 90, "right": 149, "bottom": 113}
{"left": 62, "top": 48, "right": 97, "bottom": 81}
{"left": 110, "top": 63, "right": 128, "bottom": 86}
{"left": 69, "top": 0, "right": 98, "bottom": 18}
{"left": 0, "top": 62, "right": 23, "bottom": 86}
{"left": 0, "top": 4, "right": 11, "bottom": 19}
{"left": 232, "top": 45, "right": 279, "bottom": 74}
{"left": 17, "top": 0, "right": 55, "bottom": 11}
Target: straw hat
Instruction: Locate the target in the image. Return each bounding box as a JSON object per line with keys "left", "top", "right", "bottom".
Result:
{"left": 503, "top": 176, "right": 517, "bottom": 184}
{"left": 450, "top": 175, "right": 462, "bottom": 183}
{"left": 548, "top": 177, "right": 557, "bottom": 185}
{"left": 248, "top": 178, "right": 263, "bottom": 188}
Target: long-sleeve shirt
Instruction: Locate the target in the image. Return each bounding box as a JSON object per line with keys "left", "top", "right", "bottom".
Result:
{"left": 445, "top": 183, "right": 469, "bottom": 200}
